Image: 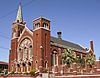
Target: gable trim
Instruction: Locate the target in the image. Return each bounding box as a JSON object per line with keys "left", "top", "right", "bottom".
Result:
{"left": 17, "top": 35, "right": 33, "bottom": 49}
{"left": 18, "top": 26, "right": 33, "bottom": 42}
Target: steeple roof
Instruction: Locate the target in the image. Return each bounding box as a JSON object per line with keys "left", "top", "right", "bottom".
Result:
{"left": 16, "top": 4, "right": 23, "bottom": 22}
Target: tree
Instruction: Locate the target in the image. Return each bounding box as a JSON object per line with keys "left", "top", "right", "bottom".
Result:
{"left": 86, "top": 53, "right": 96, "bottom": 67}
{"left": 75, "top": 55, "right": 85, "bottom": 67}
{"left": 0, "top": 68, "right": 2, "bottom": 73}
{"left": 75, "top": 55, "right": 86, "bottom": 73}
{"left": 62, "top": 49, "right": 74, "bottom": 67}
{"left": 30, "top": 69, "right": 36, "bottom": 76}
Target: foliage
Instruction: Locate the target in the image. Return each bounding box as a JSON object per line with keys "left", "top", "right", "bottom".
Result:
{"left": 10, "top": 71, "right": 14, "bottom": 74}
{"left": 15, "top": 72, "right": 22, "bottom": 74}
{"left": 29, "top": 69, "right": 36, "bottom": 76}
{"left": 62, "top": 48, "right": 96, "bottom": 70}
{"left": 23, "top": 72, "right": 29, "bottom": 74}
{"left": 0, "top": 68, "right": 3, "bottom": 73}
{"left": 43, "top": 68, "right": 48, "bottom": 73}
{"left": 0, "top": 73, "right": 4, "bottom": 76}
{"left": 62, "top": 49, "right": 74, "bottom": 65}
{"left": 4, "top": 69, "right": 8, "bottom": 75}
{"left": 0, "top": 69, "right": 8, "bottom": 76}
{"left": 75, "top": 55, "right": 85, "bottom": 67}
{"left": 86, "top": 53, "right": 96, "bottom": 67}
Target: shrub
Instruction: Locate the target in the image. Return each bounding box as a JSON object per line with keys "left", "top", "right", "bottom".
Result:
{"left": 24, "top": 72, "right": 29, "bottom": 75}
{"left": 4, "top": 69, "right": 8, "bottom": 75}
{"left": 17, "top": 72, "right": 22, "bottom": 74}
{"left": 30, "top": 69, "right": 36, "bottom": 76}
{"left": 10, "top": 71, "right": 14, "bottom": 74}
{"left": 43, "top": 68, "right": 48, "bottom": 73}
{"left": 0, "top": 68, "right": 2, "bottom": 73}
{"left": 0, "top": 73, "right": 4, "bottom": 76}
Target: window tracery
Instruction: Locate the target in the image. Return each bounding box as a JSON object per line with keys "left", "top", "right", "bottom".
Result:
{"left": 18, "top": 38, "right": 33, "bottom": 62}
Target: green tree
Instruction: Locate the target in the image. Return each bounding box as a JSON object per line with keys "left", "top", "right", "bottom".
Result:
{"left": 86, "top": 53, "right": 96, "bottom": 67}
{"left": 43, "top": 68, "right": 48, "bottom": 73}
{"left": 76, "top": 55, "right": 85, "bottom": 67}
{"left": 62, "top": 49, "right": 74, "bottom": 66}
{"left": 30, "top": 69, "right": 36, "bottom": 76}
{"left": 0, "top": 68, "right": 2, "bottom": 73}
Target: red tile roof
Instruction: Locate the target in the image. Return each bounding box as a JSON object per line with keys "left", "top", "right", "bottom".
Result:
{"left": 0, "top": 61, "right": 8, "bottom": 65}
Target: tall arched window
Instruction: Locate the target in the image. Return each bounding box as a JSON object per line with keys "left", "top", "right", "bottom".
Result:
{"left": 18, "top": 48, "right": 22, "bottom": 61}
{"left": 43, "top": 23, "right": 48, "bottom": 29}
{"left": 18, "top": 38, "right": 33, "bottom": 62}
{"left": 51, "top": 50, "right": 58, "bottom": 66}
{"left": 35, "top": 23, "right": 40, "bottom": 29}
{"left": 24, "top": 47, "right": 28, "bottom": 60}
{"left": 29, "top": 45, "right": 33, "bottom": 59}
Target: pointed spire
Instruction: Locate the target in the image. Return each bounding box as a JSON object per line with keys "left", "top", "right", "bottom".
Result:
{"left": 16, "top": 3, "right": 23, "bottom": 22}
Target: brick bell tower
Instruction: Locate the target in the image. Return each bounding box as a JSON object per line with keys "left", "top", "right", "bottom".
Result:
{"left": 33, "top": 17, "right": 51, "bottom": 71}
{"left": 9, "top": 4, "right": 26, "bottom": 72}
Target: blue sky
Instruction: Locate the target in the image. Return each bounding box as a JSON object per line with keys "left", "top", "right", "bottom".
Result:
{"left": 0, "top": 0, "right": 100, "bottom": 62}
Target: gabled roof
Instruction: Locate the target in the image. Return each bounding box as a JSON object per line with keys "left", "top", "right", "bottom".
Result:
{"left": 18, "top": 27, "right": 85, "bottom": 52}
{"left": 0, "top": 61, "right": 8, "bottom": 65}
{"left": 51, "top": 36, "right": 85, "bottom": 51}
{"left": 18, "top": 26, "right": 33, "bottom": 41}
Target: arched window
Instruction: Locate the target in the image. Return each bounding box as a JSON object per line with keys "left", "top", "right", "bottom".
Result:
{"left": 18, "top": 48, "right": 22, "bottom": 61}
{"left": 43, "top": 23, "right": 48, "bottom": 29}
{"left": 29, "top": 45, "right": 33, "bottom": 59}
{"left": 24, "top": 47, "right": 28, "bottom": 60}
{"left": 35, "top": 23, "right": 40, "bottom": 29}
{"left": 18, "top": 38, "right": 32, "bottom": 62}
{"left": 51, "top": 50, "right": 58, "bottom": 66}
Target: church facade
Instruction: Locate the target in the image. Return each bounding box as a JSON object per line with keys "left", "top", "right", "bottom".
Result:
{"left": 9, "top": 5, "right": 95, "bottom": 73}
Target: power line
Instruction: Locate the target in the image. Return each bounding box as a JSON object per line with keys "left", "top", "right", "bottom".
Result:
{"left": 0, "top": 31, "right": 10, "bottom": 36}
{"left": 0, "top": 0, "right": 37, "bottom": 50}
{"left": 0, "top": 0, "right": 35, "bottom": 39}
{"left": 0, "top": 33, "right": 10, "bottom": 40}
{"left": 0, "top": 0, "right": 35, "bottom": 20}
{"left": 0, "top": 46, "right": 9, "bottom": 50}
{"left": 22, "top": 0, "right": 35, "bottom": 7}
{"left": 0, "top": 0, "right": 36, "bottom": 39}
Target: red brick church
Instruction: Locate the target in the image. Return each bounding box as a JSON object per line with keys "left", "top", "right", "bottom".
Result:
{"left": 9, "top": 5, "right": 95, "bottom": 74}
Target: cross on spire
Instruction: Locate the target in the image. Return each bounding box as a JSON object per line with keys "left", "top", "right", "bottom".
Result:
{"left": 16, "top": 3, "right": 23, "bottom": 23}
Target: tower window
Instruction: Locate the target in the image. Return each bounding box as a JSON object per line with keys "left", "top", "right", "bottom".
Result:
{"left": 43, "top": 23, "right": 48, "bottom": 29}
{"left": 35, "top": 23, "right": 40, "bottom": 29}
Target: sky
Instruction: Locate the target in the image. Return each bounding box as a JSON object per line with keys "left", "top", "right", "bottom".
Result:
{"left": 0, "top": 0, "right": 100, "bottom": 62}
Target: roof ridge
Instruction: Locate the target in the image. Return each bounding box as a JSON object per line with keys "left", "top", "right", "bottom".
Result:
{"left": 51, "top": 36, "right": 82, "bottom": 46}
{"left": 51, "top": 36, "right": 85, "bottom": 51}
